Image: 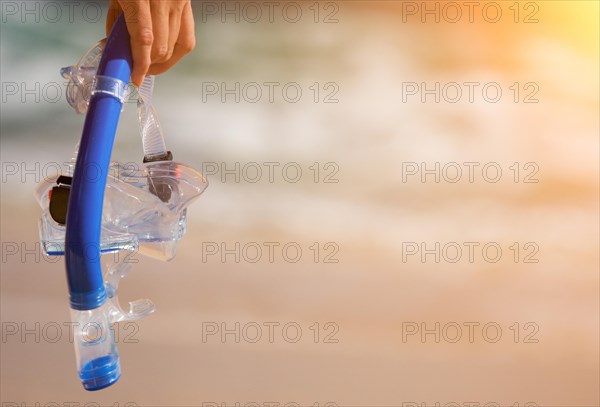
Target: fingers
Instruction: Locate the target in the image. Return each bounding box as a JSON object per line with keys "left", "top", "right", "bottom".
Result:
{"left": 150, "top": 3, "right": 171, "bottom": 63}
{"left": 121, "top": 0, "right": 153, "bottom": 88}
{"left": 147, "top": 2, "right": 195, "bottom": 76}
{"left": 167, "top": 7, "right": 183, "bottom": 58}
{"left": 105, "top": 0, "right": 193, "bottom": 85}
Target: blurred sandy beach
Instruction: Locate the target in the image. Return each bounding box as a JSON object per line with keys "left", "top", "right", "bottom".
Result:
{"left": 1, "top": 1, "right": 598, "bottom": 405}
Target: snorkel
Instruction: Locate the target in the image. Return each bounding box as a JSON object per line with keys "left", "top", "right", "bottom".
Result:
{"left": 64, "top": 13, "right": 132, "bottom": 391}
{"left": 34, "top": 13, "right": 208, "bottom": 390}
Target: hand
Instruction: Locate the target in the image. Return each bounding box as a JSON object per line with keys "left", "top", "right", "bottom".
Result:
{"left": 106, "top": 0, "right": 196, "bottom": 87}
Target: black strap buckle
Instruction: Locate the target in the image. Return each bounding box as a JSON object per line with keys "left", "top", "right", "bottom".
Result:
{"left": 143, "top": 151, "right": 175, "bottom": 203}
{"left": 49, "top": 175, "right": 72, "bottom": 225}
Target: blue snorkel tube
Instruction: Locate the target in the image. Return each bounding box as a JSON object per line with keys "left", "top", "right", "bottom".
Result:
{"left": 64, "top": 14, "right": 132, "bottom": 391}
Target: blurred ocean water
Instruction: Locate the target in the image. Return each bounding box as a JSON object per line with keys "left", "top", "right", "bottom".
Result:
{"left": 1, "top": 1, "right": 598, "bottom": 404}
